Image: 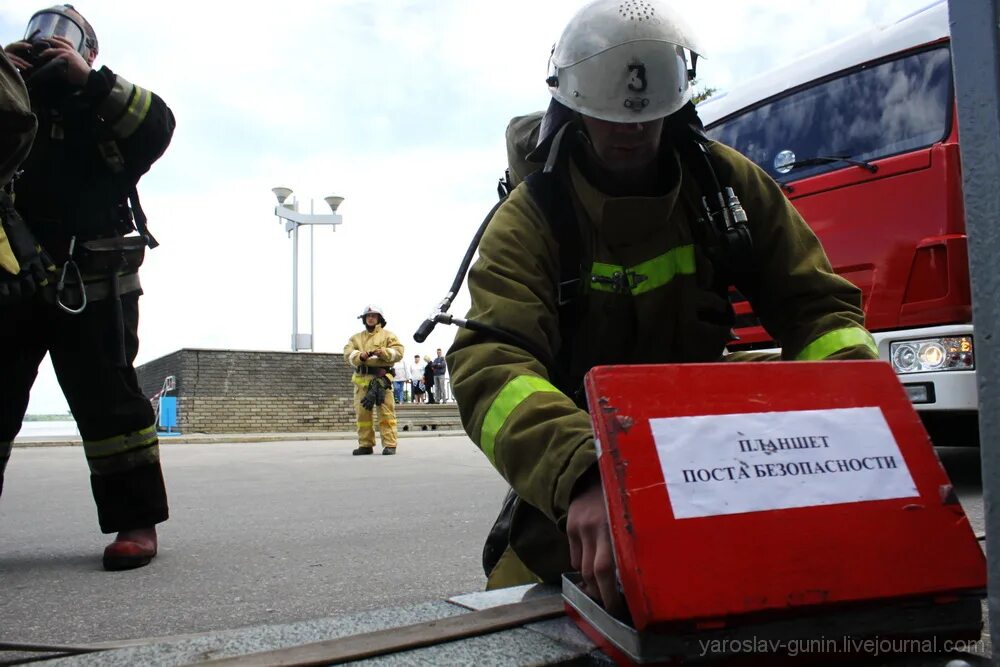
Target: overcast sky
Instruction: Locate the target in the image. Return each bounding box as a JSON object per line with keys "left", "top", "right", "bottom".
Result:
{"left": 1, "top": 0, "right": 936, "bottom": 415}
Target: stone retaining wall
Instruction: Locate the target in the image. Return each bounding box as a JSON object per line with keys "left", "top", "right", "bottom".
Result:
{"left": 136, "top": 349, "right": 354, "bottom": 433}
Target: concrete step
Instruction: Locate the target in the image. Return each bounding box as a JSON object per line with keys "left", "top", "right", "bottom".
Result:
{"left": 395, "top": 404, "right": 460, "bottom": 415}
{"left": 395, "top": 403, "right": 463, "bottom": 432}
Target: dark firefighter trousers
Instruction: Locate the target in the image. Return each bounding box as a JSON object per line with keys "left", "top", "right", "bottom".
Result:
{"left": 0, "top": 291, "right": 169, "bottom": 533}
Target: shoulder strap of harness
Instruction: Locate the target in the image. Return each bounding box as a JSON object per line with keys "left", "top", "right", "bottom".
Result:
{"left": 128, "top": 185, "right": 158, "bottom": 249}
{"left": 525, "top": 168, "right": 583, "bottom": 402}
{"left": 522, "top": 123, "right": 587, "bottom": 403}
{"left": 96, "top": 124, "right": 159, "bottom": 249}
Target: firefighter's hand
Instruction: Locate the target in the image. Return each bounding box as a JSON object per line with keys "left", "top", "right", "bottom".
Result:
{"left": 3, "top": 41, "right": 32, "bottom": 71}
{"left": 360, "top": 351, "right": 371, "bottom": 362}
{"left": 39, "top": 36, "right": 90, "bottom": 86}
{"left": 567, "top": 479, "right": 626, "bottom": 617}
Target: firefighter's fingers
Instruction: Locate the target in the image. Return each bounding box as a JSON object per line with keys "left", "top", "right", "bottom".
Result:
{"left": 4, "top": 41, "right": 30, "bottom": 69}
{"left": 593, "top": 529, "right": 625, "bottom": 615}
{"left": 566, "top": 480, "right": 607, "bottom": 599}
{"left": 6, "top": 54, "right": 29, "bottom": 70}
{"left": 578, "top": 531, "right": 598, "bottom": 598}
{"left": 39, "top": 40, "right": 74, "bottom": 59}
{"left": 4, "top": 41, "right": 31, "bottom": 55}
{"left": 46, "top": 35, "right": 75, "bottom": 49}
{"left": 568, "top": 513, "right": 583, "bottom": 572}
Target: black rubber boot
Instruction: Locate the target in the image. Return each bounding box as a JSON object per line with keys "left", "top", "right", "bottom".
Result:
{"left": 352, "top": 446, "right": 374, "bottom": 456}
{"left": 382, "top": 448, "right": 396, "bottom": 455}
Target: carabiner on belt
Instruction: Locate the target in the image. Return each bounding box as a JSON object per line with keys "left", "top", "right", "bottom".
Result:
{"left": 56, "top": 236, "right": 87, "bottom": 315}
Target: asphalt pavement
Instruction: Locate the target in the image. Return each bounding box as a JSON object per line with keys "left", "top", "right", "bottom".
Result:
{"left": 0, "top": 435, "right": 509, "bottom": 647}
{"left": 0, "top": 438, "right": 987, "bottom": 656}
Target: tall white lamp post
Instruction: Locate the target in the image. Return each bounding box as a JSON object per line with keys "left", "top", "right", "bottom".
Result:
{"left": 271, "top": 187, "right": 344, "bottom": 351}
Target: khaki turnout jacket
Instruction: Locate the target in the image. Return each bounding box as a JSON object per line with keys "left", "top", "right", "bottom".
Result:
{"left": 448, "top": 137, "right": 878, "bottom": 583}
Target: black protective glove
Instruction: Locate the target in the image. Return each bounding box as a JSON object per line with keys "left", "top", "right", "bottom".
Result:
{"left": 0, "top": 194, "right": 52, "bottom": 304}
{"left": 361, "top": 378, "right": 385, "bottom": 410}
{"left": 360, "top": 376, "right": 391, "bottom": 411}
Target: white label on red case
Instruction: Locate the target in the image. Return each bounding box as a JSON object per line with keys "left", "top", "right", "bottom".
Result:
{"left": 649, "top": 407, "right": 919, "bottom": 519}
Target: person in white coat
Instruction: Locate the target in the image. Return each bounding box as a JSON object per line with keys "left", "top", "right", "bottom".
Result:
{"left": 392, "top": 359, "right": 409, "bottom": 403}
{"left": 407, "top": 354, "right": 427, "bottom": 404}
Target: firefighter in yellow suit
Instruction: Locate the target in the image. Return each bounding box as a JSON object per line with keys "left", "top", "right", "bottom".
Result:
{"left": 343, "top": 305, "right": 405, "bottom": 455}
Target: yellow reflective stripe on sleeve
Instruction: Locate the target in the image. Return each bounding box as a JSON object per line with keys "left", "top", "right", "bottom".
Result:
{"left": 796, "top": 327, "right": 879, "bottom": 360}
{"left": 588, "top": 245, "right": 696, "bottom": 295}
{"left": 112, "top": 85, "right": 153, "bottom": 138}
{"left": 98, "top": 75, "right": 135, "bottom": 119}
{"left": 480, "top": 375, "right": 562, "bottom": 465}
{"left": 84, "top": 424, "right": 158, "bottom": 459}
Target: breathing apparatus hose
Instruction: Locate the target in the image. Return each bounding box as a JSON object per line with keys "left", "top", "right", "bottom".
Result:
{"left": 413, "top": 198, "right": 553, "bottom": 366}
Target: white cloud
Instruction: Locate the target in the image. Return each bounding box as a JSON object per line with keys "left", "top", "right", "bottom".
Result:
{"left": 0, "top": 0, "right": 936, "bottom": 414}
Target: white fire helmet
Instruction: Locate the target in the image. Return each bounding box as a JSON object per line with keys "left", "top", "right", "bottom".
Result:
{"left": 546, "top": 0, "right": 704, "bottom": 124}
{"left": 358, "top": 304, "right": 384, "bottom": 319}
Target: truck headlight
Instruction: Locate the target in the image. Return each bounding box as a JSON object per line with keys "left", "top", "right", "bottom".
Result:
{"left": 889, "top": 337, "right": 974, "bottom": 374}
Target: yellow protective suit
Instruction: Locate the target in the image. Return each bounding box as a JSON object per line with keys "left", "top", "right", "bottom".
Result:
{"left": 343, "top": 325, "right": 405, "bottom": 450}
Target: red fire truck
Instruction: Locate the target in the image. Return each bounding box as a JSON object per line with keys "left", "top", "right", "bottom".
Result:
{"left": 699, "top": 0, "right": 977, "bottom": 446}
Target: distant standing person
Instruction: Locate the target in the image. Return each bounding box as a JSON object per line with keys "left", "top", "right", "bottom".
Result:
{"left": 423, "top": 355, "right": 436, "bottom": 404}
{"left": 343, "top": 305, "right": 404, "bottom": 455}
{"left": 392, "top": 359, "right": 408, "bottom": 403}
{"left": 408, "top": 354, "right": 426, "bottom": 403}
{"left": 432, "top": 348, "right": 448, "bottom": 402}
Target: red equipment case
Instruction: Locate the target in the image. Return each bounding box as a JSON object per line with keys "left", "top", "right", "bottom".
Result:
{"left": 565, "top": 361, "right": 985, "bottom": 664}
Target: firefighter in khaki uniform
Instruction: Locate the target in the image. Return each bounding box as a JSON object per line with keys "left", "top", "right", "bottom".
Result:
{"left": 343, "top": 305, "right": 405, "bottom": 455}
{"left": 447, "top": 0, "right": 879, "bottom": 614}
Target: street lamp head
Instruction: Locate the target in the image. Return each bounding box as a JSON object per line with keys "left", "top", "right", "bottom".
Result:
{"left": 324, "top": 195, "right": 345, "bottom": 213}
{"left": 272, "top": 187, "right": 294, "bottom": 205}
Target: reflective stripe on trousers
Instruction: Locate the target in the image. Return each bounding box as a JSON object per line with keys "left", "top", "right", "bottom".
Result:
{"left": 797, "top": 327, "right": 878, "bottom": 360}
{"left": 85, "top": 423, "right": 160, "bottom": 475}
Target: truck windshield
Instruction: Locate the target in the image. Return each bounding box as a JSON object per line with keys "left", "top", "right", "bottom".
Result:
{"left": 706, "top": 46, "right": 952, "bottom": 182}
